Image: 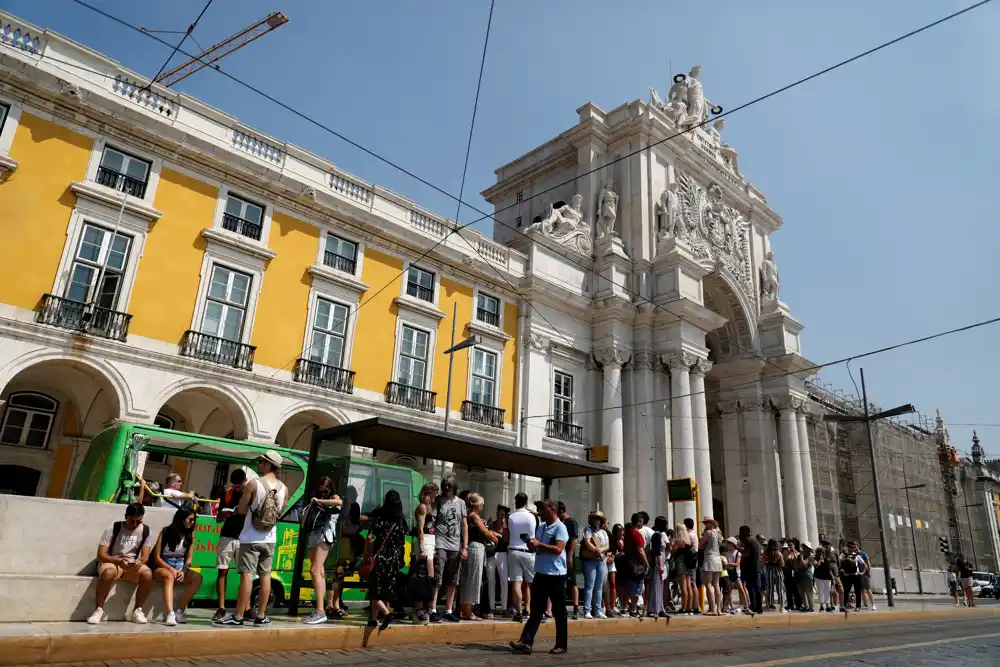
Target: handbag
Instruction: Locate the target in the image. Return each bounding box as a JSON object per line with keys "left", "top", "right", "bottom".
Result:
{"left": 360, "top": 523, "right": 397, "bottom": 581}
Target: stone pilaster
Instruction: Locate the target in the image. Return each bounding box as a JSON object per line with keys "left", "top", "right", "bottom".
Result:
{"left": 664, "top": 351, "right": 698, "bottom": 522}
{"left": 633, "top": 351, "right": 658, "bottom": 514}
{"left": 656, "top": 362, "right": 672, "bottom": 522}
{"left": 775, "top": 395, "right": 808, "bottom": 541}
{"left": 796, "top": 406, "right": 819, "bottom": 544}
{"left": 596, "top": 346, "right": 630, "bottom": 526}
{"left": 718, "top": 399, "right": 744, "bottom": 533}
{"left": 690, "top": 358, "right": 713, "bottom": 522}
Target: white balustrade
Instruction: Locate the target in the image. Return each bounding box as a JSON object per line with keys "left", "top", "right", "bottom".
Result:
{"left": 409, "top": 209, "right": 448, "bottom": 238}
{"left": 1, "top": 22, "right": 42, "bottom": 55}
{"left": 329, "top": 173, "right": 372, "bottom": 206}
{"left": 110, "top": 76, "right": 176, "bottom": 118}
{"left": 232, "top": 130, "right": 285, "bottom": 165}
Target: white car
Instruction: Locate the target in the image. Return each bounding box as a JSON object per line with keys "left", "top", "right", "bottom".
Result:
{"left": 972, "top": 571, "right": 994, "bottom": 597}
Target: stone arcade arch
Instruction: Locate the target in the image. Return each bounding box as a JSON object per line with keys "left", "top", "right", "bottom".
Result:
{"left": 0, "top": 357, "right": 124, "bottom": 497}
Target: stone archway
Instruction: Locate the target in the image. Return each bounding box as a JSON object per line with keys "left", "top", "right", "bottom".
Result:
{"left": 153, "top": 383, "right": 253, "bottom": 441}
{"left": 0, "top": 357, "right": 124, "bottom": 497}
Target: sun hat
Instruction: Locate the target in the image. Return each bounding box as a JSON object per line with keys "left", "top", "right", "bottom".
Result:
{"left": 260, "top": 450, "right": 283, "bottom": 469}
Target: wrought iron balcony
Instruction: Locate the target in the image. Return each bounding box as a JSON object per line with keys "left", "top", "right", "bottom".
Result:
{"left": 476, "top": 308, "right": 500, "bottom": 327}
{"left": 405, "top": 281, "right": 434, "bottom": 303}
{"left": 545, "top": 419, "right": 583, "bottom": 444}
{"left": 36, "top": 294, "right": 132, "bottom": 342}
{"left": 462, "top": 400, "right": 505, "bottom": 429}
{"left": 179, "top": 330, "right": 256, "bottom": 371}
{"left": 323, "top": 250, "right": 357, "bottom": 275}
{"left": 222, "top": 212, "right": 263, "bottom": 241}
{"left": 95, "top": 165, "right": 148, "bottom": 198}
{"left": 294, "top": 358, "right": 355, "bottom": 394}
{"left": 384, "top": 381, "right": 436, "bottom": 413}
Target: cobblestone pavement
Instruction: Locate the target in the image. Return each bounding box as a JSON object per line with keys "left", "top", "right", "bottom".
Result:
{"left": 38, "top": 615, "right": 1000, "bottom": 667}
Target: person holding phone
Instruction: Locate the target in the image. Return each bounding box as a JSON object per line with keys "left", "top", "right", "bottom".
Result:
{"left": 152, "top": 509, "right": 203, "bottom": 626}
{"left": 213, "top": 468, "right": 246, "bottom": 621}
{"left": 507, "top": 493, "right": 537, "bottom": 621}
{"left": 509, "top": 500, "right": 569, "bottom": 656}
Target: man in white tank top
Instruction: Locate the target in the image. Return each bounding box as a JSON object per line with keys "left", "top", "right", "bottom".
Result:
{"left": 215, "top": 450, "right": 287, "bottom": 627}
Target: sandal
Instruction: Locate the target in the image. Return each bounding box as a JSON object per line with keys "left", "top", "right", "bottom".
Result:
{"left": 379, "top": 611, "right": 392, "bottom": 632}
{"left": 550, "top": 647, "right": 567, "bottom": 655}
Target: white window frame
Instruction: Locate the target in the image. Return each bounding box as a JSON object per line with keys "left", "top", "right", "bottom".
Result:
{"left": 198, "top": 264, "right": 253, "bottom": 342}
{"left": 84, "top": 137, "right": 162, "bottom": 205}
{"left": 52, "top": 203, "right": 150, "bottom": 314}
{"left": 210, "top": 185, "right": 274, "bottom": 248}
{"left": 64, "top": 222, "right": 133, "bottom": 309}
{"left": 473, "top": 288, "right": 503, "bottom": 328}
{"left": 0, "top": 392, "right": 59, "bottom": 450}
{"left": 391, "top": 319, "right": 436, "bottom": 391}
{"left": 191, "top": 249, "right": 264, "bottom": 345}
{"left": 96, "top": 145, "right": 152, "bottom": 198}
{"left": 552, "top": 369, "right": 575, "bottom": 424}
{"left": 404, "top": 265, "right": 436, "bottom": 304}
{"left": 466, "top": 345, "right": 502, "bottom": 408}
{"left": 306, "top": 296, "right": 352, "bottom": 370}
{"left": 322, "top": 232, "right": 360, "bottom": 275}
{"left": 0, "top": 95, "right": 23, "bottom": 167}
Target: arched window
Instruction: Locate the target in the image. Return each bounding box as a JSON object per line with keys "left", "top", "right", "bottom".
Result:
{"left": 0, "top": 392, "right": 58, "bottom": 448}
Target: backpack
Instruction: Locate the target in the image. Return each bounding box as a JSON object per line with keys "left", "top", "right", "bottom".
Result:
{"left": 251, "top": 479, "right": 282, "bottom": 532}
{"left": 110, "top": 520, "right": 150, "bottom": 557}
{"left": 840, "top": 554, "right": 858, "bottom": 576}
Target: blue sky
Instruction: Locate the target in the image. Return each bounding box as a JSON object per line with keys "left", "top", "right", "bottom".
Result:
{"left": 5, "top": 0, "right": 997, "bottom": 455}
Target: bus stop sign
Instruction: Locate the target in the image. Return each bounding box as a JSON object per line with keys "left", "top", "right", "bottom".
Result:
{"left": 667, "top": 477, "right": 696, "bottom": 503}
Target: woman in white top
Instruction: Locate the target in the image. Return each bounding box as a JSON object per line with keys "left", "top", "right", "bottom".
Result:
{"left": 580, "top": 510, "right": 609, "bottom": 619}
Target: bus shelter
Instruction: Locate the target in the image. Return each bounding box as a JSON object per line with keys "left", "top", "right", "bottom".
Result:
{"left": 288, "top": 416, "right": 618, "bottom": 614}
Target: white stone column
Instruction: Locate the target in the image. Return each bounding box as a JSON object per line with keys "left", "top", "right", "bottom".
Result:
{"left": 634, "top": 352, "right": 657, "bottom": 514}
{"left": 690, "top": 358, "right": 714, "bottom": 522}
{"left": 623, "top": 364, "right": 637, "bottom": 518}
{"left": 656, "top": 365, "right": 672, "bottom": 522}
{"left": 776, "top": 397, "right": 808, "bottom": 541}
{"left": 665, "top": 352, "right": 697, "bottom": 522}
{"left": 719, "top": 400, "right": 745, "bottom": 533}
{"left": 597, "top": 348, "right": 629, "bottom": 526}
{"left": 796, "top": 408, "right": 819, "bottom": 544}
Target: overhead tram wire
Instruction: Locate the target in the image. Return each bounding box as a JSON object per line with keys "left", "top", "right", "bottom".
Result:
{"left": 143, "top": 0, "right": 214, "bottom": 90}
{"left": 69, "top": 1, "right": 993, "bottom": 379}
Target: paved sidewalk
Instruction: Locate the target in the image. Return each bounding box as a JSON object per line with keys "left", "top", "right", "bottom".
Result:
{"left": 1, "top": 602, "right": 995, "bottom": 666}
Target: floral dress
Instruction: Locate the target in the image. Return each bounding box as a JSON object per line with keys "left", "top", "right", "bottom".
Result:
{"left": 366, "top": 514, "right": 407, "bottom": 603}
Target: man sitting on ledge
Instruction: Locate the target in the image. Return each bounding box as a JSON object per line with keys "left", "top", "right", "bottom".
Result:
{"left": 88, "top": 502, "right": 153, "bottom": 624}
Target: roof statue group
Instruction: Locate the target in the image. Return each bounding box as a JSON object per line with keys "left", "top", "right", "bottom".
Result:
{"left": 526, "top": 65, "right": 778, "bottom": 308}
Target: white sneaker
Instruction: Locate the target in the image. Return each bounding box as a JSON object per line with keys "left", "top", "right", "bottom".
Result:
{"left": 584, "top": 612, "right": 593, "bottom": 619}
{"left": 174, "top": 609, "right": 186, "bottom": 624}
{"left": 131, "top": 608, "right": 148, "bottom": 624}
{"left": 596, "top": 611, "right": 607, "bottom": 619}
{"left": 87, "top": 608, "right": 105, "bottom": 625}
{"left": 870, "top": 605, "right": 876, "bottom": 612}
{"left": 165, "top": 611, "right": 177, "bottom": 626}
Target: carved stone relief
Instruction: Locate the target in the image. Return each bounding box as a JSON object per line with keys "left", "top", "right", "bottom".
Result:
{"left": 594, "top": 346, "right": 631, "bottom": 369}
{"left": 526, "top": 193, "right": 593, "bottom": 256}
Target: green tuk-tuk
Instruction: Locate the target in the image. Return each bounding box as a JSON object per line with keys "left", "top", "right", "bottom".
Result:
{"left": 70, "top": 422, "right": 423, "bottom": 606}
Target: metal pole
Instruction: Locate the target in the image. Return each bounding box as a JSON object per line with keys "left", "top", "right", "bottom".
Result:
{"left": 860, "top": 368, "right": 894, "bottom": 607}
{"left": 902, "top": 462, "right": 923, "bottom": 594}
{"left": 443, "top": 302, "right": 457, "bottom": 432}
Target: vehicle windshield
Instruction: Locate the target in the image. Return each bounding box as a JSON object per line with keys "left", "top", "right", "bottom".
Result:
{"left": 972, "top": 571, "right": 990, "bottom": 580}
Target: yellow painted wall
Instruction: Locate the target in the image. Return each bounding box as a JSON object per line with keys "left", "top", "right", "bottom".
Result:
{"left": 129, "top": 168, "right": 217, "bottom": 342}
{"left": 500, "top": 302, "right": 519, "bottom": 424}
{"left": 432, "top": 278, "right": 473, "bottom": 411}
{"left": 0, "top": 113, "right": 91, "bottom": 309}
{"left": 45, "top": 443, "right": 74, "bottom": 498}
{"left": 252, "top": 211, "right": 317, "bottom": 368}
{"left": 352, "top": 248, "right": 403, "bottom": 393}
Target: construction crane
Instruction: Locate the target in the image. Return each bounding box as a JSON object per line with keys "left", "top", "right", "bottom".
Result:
{"left": 152, "top": 12, "right": 288, "bottom": 88}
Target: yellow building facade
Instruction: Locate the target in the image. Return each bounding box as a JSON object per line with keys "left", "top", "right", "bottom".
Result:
{"left": 0, "top": 11, "right": 524, "bottom": 499}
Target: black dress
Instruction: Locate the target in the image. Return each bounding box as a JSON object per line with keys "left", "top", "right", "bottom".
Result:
{"left": 366, "top": 513, "right": 407, "bottom": 602}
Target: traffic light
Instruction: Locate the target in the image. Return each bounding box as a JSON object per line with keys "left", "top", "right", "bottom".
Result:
{"left": 939, "top": 536, "right": 950, "bottom": 555}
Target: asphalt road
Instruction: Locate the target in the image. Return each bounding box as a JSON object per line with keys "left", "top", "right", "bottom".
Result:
{"left": 93, "top": 615, "right": 999, "bottom": 667}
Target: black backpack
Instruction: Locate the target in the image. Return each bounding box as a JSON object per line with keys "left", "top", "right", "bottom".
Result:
{"left": 110, "top": 520, "right": 150, "bottom": 556}
{"left": 839, "top": 554, "right": 858, "bottom": 576}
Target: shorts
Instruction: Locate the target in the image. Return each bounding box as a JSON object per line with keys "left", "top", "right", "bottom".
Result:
{"left": 216, "top": 537, "right": 239, "bottom": 569}
{"left": 721, "top": 576, "right": 731, "bottom": 595}
{"left": 623, "top": 578, "right": 643, "bottom": 597}
{"left": 163, "top": 556, "right": 186, "bottom": 571}
{"left": 98, "top": 561, "right": 151, "bottom": 582}
{"left": 961, "top": 577, "right": 974, "bottom": 589}
{"left": 834, "top": 576, "right": 843, "bottom": 593}
{"left": 860, "top": 576, "right": 871, "bottom": 591}
{"left": 726, "top": 567, "right": 740, "bottom": 583}
{"left": 434, "top": 548, "right": 462, "bottom": 586}
{"left": 421, "top": 533, "right": 436, "bottom": 559}
{"left": 238, "top": 541, "right": 275, "bottom": 577}
{"left": 949, "top": 580, "right": 959, "bottom": 591}
{"left": 307, "top": 528, "right": 334, "bottom": 550}
{"left": 508, "top": 549, "right": 536, "bottom": 583}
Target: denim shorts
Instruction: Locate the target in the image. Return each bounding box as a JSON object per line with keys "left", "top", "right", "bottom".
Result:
{"left": 164, "top": 556, "right": 185, "bottom": 571}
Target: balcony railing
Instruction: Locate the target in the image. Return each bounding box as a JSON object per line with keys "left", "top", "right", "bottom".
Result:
{"left": 462, "top": 400, "right": 505, "bottom": 429}
{"left": 385, "top": 381, "right": 436, "bottom": 413}
{"left": 405, "top": 281, "right": 434, "bottom": 303}
{"left": 294, "top": 358, "right": 355, "bottom": 394}
{"left": 476, "top": 308, "right": 500, "bottom": 327}
{"left": 323, "top": 250, "right": 357, "bottom": 275}
{"left": 545, "top": 419, "right": 583, "bottom": 444}
{"left": 36, "top": 294, "right": 132, "bottom": 342}
{"left": 96, "top": 166, "right": 148, "bottom": 198}
{"left": 222, "top": 212, "right": 263, "bottom": 241}
{"left": 179, "top": 330, "right": 256, "bottom": 371}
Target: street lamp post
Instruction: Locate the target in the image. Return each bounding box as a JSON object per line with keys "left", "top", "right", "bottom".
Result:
{"left": 442, "top": 302, "right": 480, "bottom": 432}
{"left": 900, "top": 461, "right": 926, "bottom": 594}
{"left": 823, "top": 367, "right": 914, "bottom": 608}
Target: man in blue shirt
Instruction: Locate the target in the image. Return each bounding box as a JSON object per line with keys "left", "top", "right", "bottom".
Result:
{"left": 510, "top": 500, "right": 568, "bottom": 655}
